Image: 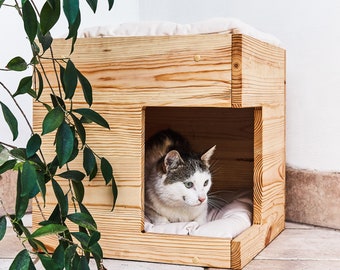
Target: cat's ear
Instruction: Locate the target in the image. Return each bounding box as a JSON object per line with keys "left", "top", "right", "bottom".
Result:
{"left": 163, "top": 150, "right": 183, "bottom": 172}
{"left": 201, "top": 145, "right": 216, "bottom": 167}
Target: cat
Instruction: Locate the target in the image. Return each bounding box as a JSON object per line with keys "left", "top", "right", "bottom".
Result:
{"left": 144, "top": 129, "right": 216, "bottom": 225}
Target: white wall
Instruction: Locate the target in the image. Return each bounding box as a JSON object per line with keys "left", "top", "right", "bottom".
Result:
{"left": 2, "top": 0, "right": 340, "bottom": 172}
{"left": 139, "top": 0, "right": 340, "bottom": 172}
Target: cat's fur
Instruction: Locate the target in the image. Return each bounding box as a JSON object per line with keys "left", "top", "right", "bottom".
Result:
{"left": 144, "top": 129, "right": 216, "bottom": 225}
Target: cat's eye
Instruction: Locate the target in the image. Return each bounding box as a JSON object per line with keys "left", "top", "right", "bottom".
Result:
{"left": 204, "top": 180, "right": 209, "bottom": 186}
{"left": 184, "top": 181, "right": 193, "bottom": 189}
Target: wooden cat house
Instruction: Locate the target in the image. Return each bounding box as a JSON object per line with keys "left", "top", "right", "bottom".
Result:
{"left": 33, "top": 27, "right": 285, "bottom": 269}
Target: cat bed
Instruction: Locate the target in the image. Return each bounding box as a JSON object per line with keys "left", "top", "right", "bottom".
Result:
{"left": 79, "top": 17, "right": 282, "bottom": 47}
{"left": 144, "top": 190, "right": 252, "bottom": 238}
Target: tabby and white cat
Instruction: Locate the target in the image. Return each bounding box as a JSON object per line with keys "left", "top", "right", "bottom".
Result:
{"left": 144, "top": 129, "right": 216, "bottom": 225}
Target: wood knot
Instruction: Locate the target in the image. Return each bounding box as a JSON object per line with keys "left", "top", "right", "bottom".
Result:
{"left": 192, "top": 256, "right": 200, "bottom": 264}
{"left": 233, "top": 62, "right": 240, "bottom": 69}
{"left": 193, "top": 55, "right": 201, "bottom": 62}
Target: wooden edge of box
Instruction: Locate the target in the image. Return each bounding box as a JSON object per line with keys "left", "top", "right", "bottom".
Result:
{"left": 231, "top": 219, "right": 285, "bottom": 269}
{"left": 231, "top": 34, "right": 286, "bottom": 108}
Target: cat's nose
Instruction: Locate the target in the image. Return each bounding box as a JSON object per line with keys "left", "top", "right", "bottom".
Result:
{"left": 198, "top": 196, "right": 206, "bottom": 203}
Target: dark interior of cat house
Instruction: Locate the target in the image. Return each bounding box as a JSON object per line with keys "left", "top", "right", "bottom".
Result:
{"left": 143, "top": 106, "right": 255, "bottom": 237}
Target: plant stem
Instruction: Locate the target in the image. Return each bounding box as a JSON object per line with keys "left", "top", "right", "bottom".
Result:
{"left": 13, "top": 0, "right": 22, "bottom": 17}
{"left": 0, "top": 141, "right": 17, "bottom": 149}
{"left": 34, "top": 196, "right": 46, "bottom": 221}
{"left": 0, "top": 82, "right": 34, "bottom": 135}
{"left": 48, "top": 48, "right": 63, "bottom": 98}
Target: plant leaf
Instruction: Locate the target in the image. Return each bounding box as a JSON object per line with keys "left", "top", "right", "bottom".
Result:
{"left": 88, "top": 231, "right": 100, "bottom": 247}
{"left": 38, "top": 254, "right": 62, "bottom": 270}
{"left": 56, "top": 121, "right": 74, "bottom": 167}
{"left": 6, "top": 56, "right": 28, "bottom": 71}
{"left": 26, "top": 133, "right": 41, "bottom": 158}
{"left": 89, "top": 242, "right": 103, "bottom": 266}
{"left": 36, "top": 171, "right": 47, "bottom": 206}
{"left": 0, "top": 145, "right": 9, "bottom": 166}
{"left": 57, "top": 170, "right": 85, "bottom": 182}
{"left": 50, "top": 94, "right": 66, "bottom": 110}
{"left": 42, "top": 106, "right": 64, "bottom": 135}
{"left": 64, "top": 244, "right": 78, "bottom": 270}
{"left": 89, "top": 162, "right": 98, "bottom": 181}
{"left": 83, "top": 147, "right": 95, "bottom": 176}
{"left": 15, "top": 171, "right": 29, "bottom": 220}
{"left": 22, "top": 0, "right": 38, "bottom": 44}
{"left": 77, "top": 255, "right": 90, "bottom": 270}
{"left": 63, "top": 60, "right": 78, "bottom": 100}
{"left": 86, "top": 0, "right": 97, "bottom": 12}
{"left": 66, "top": 8, "right": 80, "bottom": 42}
{"left": 21, "top": 161, "right": 38, "bottom": 198}
{"left": 13, "top": 76, "right": 33, "bottom": 97}
{"left": 9, "top": 215, "right": 23, "bottom": 236}
{"left": 67, "top": 212, "right": 97, "bottom": 231}
{"left": 47, "top": 156, "right": 59, "bottom": 176}
{"left": 52, "top": 244, "right": 65, "bottom": 269}
{"left": 72, "top": 180, "right": 84, "bottom": 203}
{"left": 100, "top": 157, "right": 113, "bottom": 185}
{"left": 111, "top": 176, "right": 118, "bottom": 210}
{"left": 40, "top": 0, "right": 61, "bottom": 35}
{"left": 108, "top": 0, "right": 114, "bottom": 10}
{"left": 70, "top": 112, "right": 86, "bottom": 145}
{"left": 73, "top": 108, "right": 109, "bottom": 129}
{"left": 0, "top": 159, "right": 17, "bottom": 174}
{"left": 77, "top": 70, "right": 92, "bottom": 106}
{"left": 71, "top": 231, "right": 90, "bottom": 248}
{"left": 70, "top": 35, "right": 78, "bottom": 55}
{"left": 0, "top": 216, "right": 6, "bottom": 241}
{"left": 0, "top": 101, "right": 18, "bottom": 140}
{"left": 63, "top": 0, "right": 79, "bottom": 26}
{"left": 29, "top": 238, "right": 49, "bottom": 254}
{"left": 10, "top": 148, "right": 26, "bottom": 160}
{"left": 77, "top": 201, "right": 92, "bottom": 219}
{"left": 52, "top": 179, "right": 68, "bottom": 217}
{"left": 38, "top": 29, "right": 53, "bottom": 53}
{"left": 101, "top": 157, "right": 117, "bottom": 209}
{"left": 67, "top": 132, "right": 79, "bottom": 163}
{"left": 9, "top": 249, "right": 36, "bottom": 270}
{"left": 35, "top": 69, "right": 44, "bottom": 100}
{"left": 31, "top": 223, "right": 68, "bottom": 238}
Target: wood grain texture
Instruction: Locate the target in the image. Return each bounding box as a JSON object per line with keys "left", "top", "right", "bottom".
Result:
{"left": 253, "top": 105, "right": 285, "bottom": 225}
{"left": 42, "top": 34, "right": 233, "bottom": 108}
{"left": 32, "top": 33, "right": 285, "bottom": 269}
{"left": 231, "top": 34, "right": 285, "bottom": 108}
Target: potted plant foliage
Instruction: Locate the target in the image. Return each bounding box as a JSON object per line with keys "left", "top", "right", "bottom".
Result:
{"left": 0, "top": 1, "right": 117, "bottom": 269}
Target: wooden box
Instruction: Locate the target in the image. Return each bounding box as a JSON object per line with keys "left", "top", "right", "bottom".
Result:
{"left": 33, "top": 33, "right": 285, "bottom": 269}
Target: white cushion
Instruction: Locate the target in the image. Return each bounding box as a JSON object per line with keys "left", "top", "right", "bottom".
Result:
{"left": 79, "top": 18, "right": 281, "bottom": 47}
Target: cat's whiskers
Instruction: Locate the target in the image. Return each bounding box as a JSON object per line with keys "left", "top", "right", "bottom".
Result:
{"left": 207, "top": 192, "right": 231, "bottom": 210}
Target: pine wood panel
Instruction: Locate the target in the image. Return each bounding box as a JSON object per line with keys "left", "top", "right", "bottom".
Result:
{"left": 42, "top": 34, "right": 233, "bottom": 108}
{"left": 231, "top": 34, "right": 285, "bottom": 107}
{"left": 253, "top": 105, "right": 285, "bottom": 225}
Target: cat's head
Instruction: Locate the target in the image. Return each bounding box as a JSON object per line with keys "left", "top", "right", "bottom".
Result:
{"left": 158, "top": 145, "right": 216, "bottom": 207}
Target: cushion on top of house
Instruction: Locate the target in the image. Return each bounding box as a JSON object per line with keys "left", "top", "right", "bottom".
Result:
{"left": 79, "top": 17, "right": 282, "bottom": 47}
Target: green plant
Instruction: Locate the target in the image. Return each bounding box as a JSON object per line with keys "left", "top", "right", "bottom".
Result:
{"left": 0, "top": 1, "right": 118, "bottom": 269}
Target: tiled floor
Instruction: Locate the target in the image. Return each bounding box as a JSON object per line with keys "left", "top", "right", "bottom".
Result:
{"left": 1, "top": 217, "right": 340, "bottom": 270}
